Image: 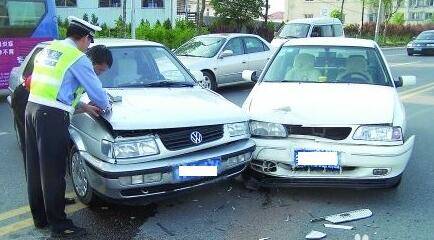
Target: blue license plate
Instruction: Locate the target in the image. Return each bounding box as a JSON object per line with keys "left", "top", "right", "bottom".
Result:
{"left": 173, "top": 157, "right": 221, "bottom": 181}
{"left": 414, "top": 47, "right": 422, "bottom": 51}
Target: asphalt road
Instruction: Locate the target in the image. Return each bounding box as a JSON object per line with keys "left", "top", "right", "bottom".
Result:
{"left": 0, "top": 48, "right": 433, "bottom": 240}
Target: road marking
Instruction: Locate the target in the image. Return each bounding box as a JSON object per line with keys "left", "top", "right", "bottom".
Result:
{"left": 398, "top": 82, "right": 434, "bottom": 96}
{"left": 390, "top": 61, "right": 422, "bottom": 67}
{"left": 401, "top": 84, "right": 434, "bottom": 100}
{"left": 0, "top": 192, "right": 76, "bottom": 223}
{"left": 384, "top": 53, "right": 407, "bottom": 57}
{"left": 0, "top": 132, "right": 10, "bottom": 136}
{"left": 0, "top": 201, "right": 87, "bottom": 237}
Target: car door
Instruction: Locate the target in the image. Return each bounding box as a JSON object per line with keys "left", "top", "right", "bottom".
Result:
{"left": 243, "top": 37, "right": 271, "bottom": 77}
{"left": 216, "top": 37, "right": 248, "bottom": 84}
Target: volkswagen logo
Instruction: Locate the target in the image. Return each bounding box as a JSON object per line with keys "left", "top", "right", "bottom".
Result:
{"left": 190, "top": 131, "right": 203, "bottom": 144}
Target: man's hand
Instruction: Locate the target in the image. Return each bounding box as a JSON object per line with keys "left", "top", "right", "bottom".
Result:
{"left": 81, "top": 103, "right": 102, "bottom": 117}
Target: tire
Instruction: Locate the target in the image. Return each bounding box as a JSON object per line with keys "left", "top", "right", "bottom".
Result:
{"left": 407, "top": 51, "right": 413, "bottom": 56}
{"left": 69, "top": 145, "right": 97, "bottom": 205}
{"left": 201, "top": 71, "right": 217, "bottom": 91}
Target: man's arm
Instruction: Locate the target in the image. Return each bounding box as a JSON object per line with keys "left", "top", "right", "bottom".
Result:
{"left": 69, "top": 56, "right": 110, "bottom": 111}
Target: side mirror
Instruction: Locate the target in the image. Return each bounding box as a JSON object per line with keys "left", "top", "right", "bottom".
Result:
{"left": 190, "top": 70, "right": 205, "bottom": 82}
{"left": 219, "top": 49, "right": 234, "bottom": 58}
{"left": 395, "top": 76, "right": 416, "bottom": 88}
{"left": 242, "top": 70, "right": 259, "bottom": 82}
{"left": 274, "top": 32, "right": 279, "bottom": 37}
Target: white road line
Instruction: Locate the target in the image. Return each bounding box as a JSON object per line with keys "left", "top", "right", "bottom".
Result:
{"left": 0, "top": 132, "right": 10, "bottom": 136}
{"left": 390, "top": 61, "right": 422, "bottom": 67}
{"left": 384, "top": 53, "right": 407, "bottom": 57}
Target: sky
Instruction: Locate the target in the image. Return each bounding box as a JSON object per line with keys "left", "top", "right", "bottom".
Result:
{"left": 269, "top": 0, "right": 285, "bottom": 14}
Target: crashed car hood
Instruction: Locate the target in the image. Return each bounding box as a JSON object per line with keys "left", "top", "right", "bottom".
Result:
{"left": 247, "top": 82, "right": 397, "bottom": 126}
{"left": 94, "top": 87, "right": 247, "bottom": 130}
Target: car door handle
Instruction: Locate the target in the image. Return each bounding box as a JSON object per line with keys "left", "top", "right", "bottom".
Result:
{"left": 242, "top": 61, "right": 247, "bottom": 64}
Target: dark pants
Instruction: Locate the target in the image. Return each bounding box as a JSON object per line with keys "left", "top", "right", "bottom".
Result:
{"left": 11, "top": 84, "right": 29, "bottom": 172}
{"left": 25, "top": 102, "right": 70, "bottom": 229}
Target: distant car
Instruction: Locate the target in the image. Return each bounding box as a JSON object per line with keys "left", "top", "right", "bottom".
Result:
{"left": 242, "top": 37, "right": 416, "bottom": 188}
{"left": 271, "top": 18, "right": 344, "bottom": 48}
{"left": 407, "top": 30, "right": 434, "bottom": 56}
{"left": 174, "top": 33, "right": 272, "bottom": 91}
{"left": 8, "top": 39, "right": 255, "bottom": 205}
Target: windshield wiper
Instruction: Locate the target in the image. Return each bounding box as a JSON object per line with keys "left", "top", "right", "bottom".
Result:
{"left": 177, "top": 54, "right": 200, "bottom": 57}
{"left": 143, "top": 80, "right": 195, "bottom": 88}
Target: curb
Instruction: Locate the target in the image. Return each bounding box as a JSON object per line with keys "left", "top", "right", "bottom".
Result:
{"left": 381, "top": 47, "right": 406, "bottom": 50}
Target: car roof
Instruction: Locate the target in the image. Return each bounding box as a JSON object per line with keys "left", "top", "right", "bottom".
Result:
{"left": 282, "top": 37, "right": 377, "bottom": 48}
{"left": 286, "top": 17, "right": 342, "bottom": 25}
{"left": 39, "top": 38, "right": 163, "bottom": 48}
{"left": 195, "top": 33, "right": 265, "bottom": 39}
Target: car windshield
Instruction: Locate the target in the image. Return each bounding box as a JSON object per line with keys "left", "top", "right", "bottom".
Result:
{"left": 99, "top": 46, "right": 196, "bottom": 88}
{"left": 278, "top": 23, "right": 310, "bottom": 38}
{"left": 416, "top": 32, "right": 434, "bottom": 40}
{"left": 174, "top": 36, "right": 226, "bottom": 58}
{"left": 262, "top": 46, "right": 392, "bottom": 86}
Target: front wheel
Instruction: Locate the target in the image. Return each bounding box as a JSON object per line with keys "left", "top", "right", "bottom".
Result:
{"left": 69, "top": 146, "right": 97, "bottom": 205}
{"left": 201, "top": 71, "right": 217, "bottom": 91}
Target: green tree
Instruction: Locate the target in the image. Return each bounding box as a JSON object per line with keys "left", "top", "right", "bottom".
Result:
{"left": 390, "top": 12, "right": 404, "bottom": 24}
{"left": 330, "top": 8, "right": 345, "bottom": 22}
{"left": 82, "top": 13, "right": 89, "bottom": 22}
{"left": 163, "top": 19, "right": 172, "bottom": 30}
{"left": 91, "top": 14, "right": 99, "bottom": 26}
{"left": 210, "top": 0, "right": 264, "bottom": 30}
{"left": 366, "top": 0, "right": 404, "bottom": 36}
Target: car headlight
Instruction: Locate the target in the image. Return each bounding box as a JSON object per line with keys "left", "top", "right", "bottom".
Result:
{"left": 407, "top": 42, "right": 413, "bottom": 47}
{"left": 249, "top": 120, "right": 287, "bottom": 138}
{"left": 353, "top": 126, "right": 402, "bottom": 142}
{"left": 101, "top": 137, "right": 159, "bottom": 159}
{"left": 227, "top": 122, "right": 249, "bottom": 137}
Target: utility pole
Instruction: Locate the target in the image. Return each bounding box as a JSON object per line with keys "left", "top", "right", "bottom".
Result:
{"left": 361, "top": 0, "right": 365, "bottom": 36}
{"left": 123, "top": 0, "right": 127, "bottom": 37}
{"left": 374, "top": 0, "right": 383, "bottom": 42}
{"left": 340, "top": 0, "right": 345, "bottom": 23}
{"left": 131, "top": 0, "right": 136, "bottom": 39}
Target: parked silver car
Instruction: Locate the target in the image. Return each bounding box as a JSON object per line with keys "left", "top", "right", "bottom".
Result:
{"left": 8, "top": 39, "right": 255, "bottom": 205}
{"left": 175, "top": 33, "right": 272, "bottom": 90}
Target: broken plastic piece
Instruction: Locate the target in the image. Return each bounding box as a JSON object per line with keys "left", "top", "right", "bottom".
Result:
{"left": 324, "top": 223, "right": 354, "bottom": 230}
{"left": 305, "top": 230, "right": 326, "bottom": 239}
{"left": 310, "top": 209, "right": 372, "bottom": 223}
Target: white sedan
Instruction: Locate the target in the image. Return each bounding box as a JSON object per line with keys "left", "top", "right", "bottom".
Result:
{"left": 242, "top": 37, "right": 416, "bottom": 188}
{"left": 175, "top": 33, "right": 272, "bottom": 90}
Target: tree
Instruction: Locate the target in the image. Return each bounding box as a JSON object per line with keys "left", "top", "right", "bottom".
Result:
{"left": 199, "top": 0, "right": 206, "bottom": 26}
{"left": 82, "top": 13, "right": 89, "bottom": 22}
{"left": 330, "top": 9, "right": 345, "bottom": 22}
{"left": 210, "top": 0, "right": 264, "bottom": 30}
{"left": 91, "top": 14, "right": 99, "bottom": 26}
{"left": 390, "top": 12, "right": 404, "bottom": 25}
{"left": 366, "top": 0, "right": 404, "bottom": 36}
{"left": 264, "top": 0, "right": 269, "bottom": 24}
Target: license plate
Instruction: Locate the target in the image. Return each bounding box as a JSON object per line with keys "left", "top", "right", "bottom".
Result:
{"left": 294, "top": 150, "right": 339, "bottom": 169}
{"left": 173, "top": 157, "right": 220, "bottom": 181}
{"left": 414, "top": 47, "right": 422, "bottom": 51}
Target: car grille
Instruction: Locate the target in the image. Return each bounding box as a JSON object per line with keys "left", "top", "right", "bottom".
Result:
{"left": 156, "top": 125, "right": 224, "bottom": 151}
{"left": 285, "top": 126, "right": 352, "bottom": 140}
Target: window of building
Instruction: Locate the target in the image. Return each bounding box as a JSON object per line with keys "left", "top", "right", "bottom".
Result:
{"left": 99, "top": 0, "right": 121, "bottom": 7}
{"left": 55, "top": 0, "right": 77, "bottom": 7}
{"left": 426, "top": 12, "right": 433, "bottom": 19}
{"left": 142, "top": 0, "right": 164, "bottom": 8}
{"left": 304, "top": 14, "right": 313, "bottom": 18}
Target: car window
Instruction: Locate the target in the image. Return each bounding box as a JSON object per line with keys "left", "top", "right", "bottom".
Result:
{"left": 278, "top": 23, "right": 310, "bottom": 38}
{"left": 99, "top": 46, "right": 195, "bottom": 88}
{"left": 333, "top": 24, "right": 343, "bottom": 36}
{"left": 263, "top": 46, "right": 392, "bottom": 86}
{"left": 416, "top": 31, "right": 434, "bottom": 40}
{"left": 174, "top": 36, "right": 226, "bottom": 58}
{"left": 312, "top": 25, "right": 334, "bottom": 37}
{"left": 244, "top": 37, "right": 265, "bottom": 54}
{"left": 22, "top": 47, "right": 43, "bottom": 79}
{"left": 223, "top": 38, "right": 244, "bottom": 56}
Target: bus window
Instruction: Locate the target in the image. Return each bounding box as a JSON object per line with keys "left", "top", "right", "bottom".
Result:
{"left": 0, "top": 0, "right": 47, "bottom": 37}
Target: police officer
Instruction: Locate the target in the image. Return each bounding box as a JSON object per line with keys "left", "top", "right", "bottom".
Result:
{"left": 24, "top": 17, "right": 110, "bottom": 238}
{"left": 11, "top": 45, "right": 113, "bottom": 205}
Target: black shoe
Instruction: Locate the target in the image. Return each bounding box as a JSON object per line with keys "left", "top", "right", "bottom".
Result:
{"left": 34, "top": 221, "right": 48, "bottom": 229}
{"left": 50, "top": 224, "right": 86, "bottom": 238}
{"left": 65, "top": 197, "right": 76, "bottom": 205}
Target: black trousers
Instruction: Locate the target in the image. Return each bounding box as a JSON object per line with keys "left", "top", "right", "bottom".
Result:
{"left": 11, "top": 84, "right": 29, "bottom": 172}
{"left": 25, "top": 102, "right": 70, "bottom": 229}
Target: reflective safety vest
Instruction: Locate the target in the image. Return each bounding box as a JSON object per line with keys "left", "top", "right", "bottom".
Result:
{"left": 30, "top": 41, "right": 85, "bottom": 111}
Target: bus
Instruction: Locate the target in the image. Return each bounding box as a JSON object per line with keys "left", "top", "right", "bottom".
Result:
{"left": 0, "top": 0, "right": 58, "bottom": 96}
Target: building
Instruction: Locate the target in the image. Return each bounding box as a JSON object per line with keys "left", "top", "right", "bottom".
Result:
{"left": 405, "top": 0, "right": 434, "bottom": 23}
{"left": 268, "top": 11, "right": 284, "bottom": 22}
{"left": 55, "top": 0, "right": 178, "bottom": 27}
{"left": 283, "top": 0, "right": 373, "bottom": 25}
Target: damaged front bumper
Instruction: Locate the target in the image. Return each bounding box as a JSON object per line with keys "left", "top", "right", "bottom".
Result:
{"left": 80, "top": 139, "right": 255, "bottom": 205}
{"left": 249, "top": 136, "right": 415, "bottom": 188}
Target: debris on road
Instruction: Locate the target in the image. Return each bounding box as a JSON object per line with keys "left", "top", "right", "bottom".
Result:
{"left": 259, "top": 238, "right": 270, "bottom": 240}
{"left": 284, "top": 216, "right": 290, "bottom": 222}
{"left": 227, "top": 186, "right": 233, "bottom": 192}
{"left": 192, "top": 199, "right": 199, "bottom": 202}
{"left": 101, "top": 206, "right": 109, "bottom": 210}
{"left": 310, "top": 209, "right": 373, "bottom": 223}
{"left": 305, "top": 230, "right": 327, "bottom": 239}
{"left": 244, "top": 177, "right": 260, "bottom": 191}
{"left": 231, "top": 206, "right": 236, "bottom": 211}
{"left": 324, "top": 223, "right": 354, "bottom": 230}
{"left": 130, "top": 216, "right": 136, "bottom": 220}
